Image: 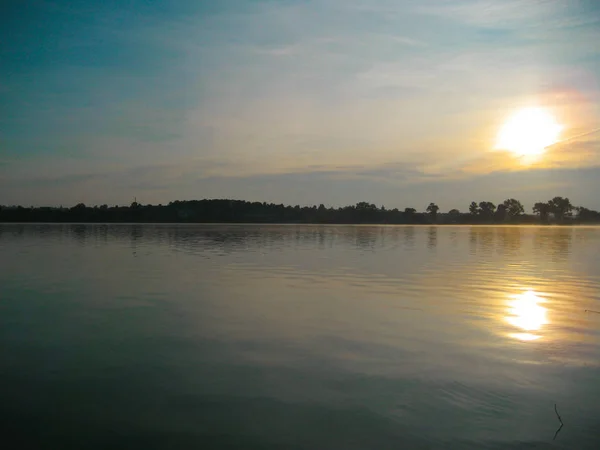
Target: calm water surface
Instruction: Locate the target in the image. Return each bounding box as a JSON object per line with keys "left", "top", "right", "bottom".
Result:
{"left": 1, "top": 224, "right": 599, "bottom": 449}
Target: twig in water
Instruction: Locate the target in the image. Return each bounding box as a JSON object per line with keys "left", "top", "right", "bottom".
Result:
{"left": 553, "top": 403, "right": 564, "bottom": 441}
{"left": 585, "top": 309, "right": 600, "bottom": 314}
{"left": 554, "top": 404, "right": 563, "bottom": 425}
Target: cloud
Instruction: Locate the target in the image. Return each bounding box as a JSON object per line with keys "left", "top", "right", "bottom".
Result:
{"left": 24, "top": 173, "right": 109, "bottom": 188}
{"left": 417, "top": 0, "right": 570, "bottom": 28}
{"left": 2, "top": 0, "right": 599, "bottom": 207}
{"left": 447, "top": 131, "right": 600, "bottom": 178}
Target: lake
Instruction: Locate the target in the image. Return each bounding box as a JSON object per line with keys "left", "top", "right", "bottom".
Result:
{"left": 1, "top": 224, "right": 599, "bottom": 449}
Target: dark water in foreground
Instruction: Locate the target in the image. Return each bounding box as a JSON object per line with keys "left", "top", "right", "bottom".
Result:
{"left": 1, "top": 224, "right": 599, "bottom": 449}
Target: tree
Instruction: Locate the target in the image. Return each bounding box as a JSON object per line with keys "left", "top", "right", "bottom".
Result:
{"left": 548, "top": 197, "right": 573, "bottom": 222}
{"left": 495, "top": 203, "right": 508, "bottom": 222}
{"left": 355, "top": 202, "right": 377, "bottom": 211}
{"left": 71, "top": 203, "right": 86, "bottom": 210}
{"left": 576, "top": 206, "right": 600, "bottom": 223}
{"left": 478, "top": 201, "right": 496, "bottom": 221}
{"left": 355, "top": 202, "right": 378, "bottom": 222}
{"left": 3, "top": 197, "right": 597, "bottom": 225}
{"left": 533, "top": 202, "right": 551, "bottom": 223}
{"left": 448, "top": 209, "right": 461, "bottom": 223}
{"left": 502, "top": 198, "right": 524, "bottom": 220}
{"left": 426, "top": 203, "right": 439, "bottom": 222}
{"left": 469, "top": 201, "right": 479, "bottom": 216}
{"left": 402, "top": 207, "right": 417, "bottom": 224}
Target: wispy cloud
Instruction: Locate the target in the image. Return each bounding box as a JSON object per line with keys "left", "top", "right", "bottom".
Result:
{"left": 2, "top": 0, "right": 599, "bottom": 207}
{"left": 417, "top": 0, "right": 569, "bottom": 27}
{"left": 450, "top": 131, "right": 600, "bottom": 176}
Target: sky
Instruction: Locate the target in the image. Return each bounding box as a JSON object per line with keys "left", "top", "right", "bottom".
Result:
{"left": 1, "top": 0, "right": 599, "bottom": 211}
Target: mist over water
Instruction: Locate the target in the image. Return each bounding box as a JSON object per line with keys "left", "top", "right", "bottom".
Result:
{"left": 1, "top": 224, "right": 599, "bottom": 449}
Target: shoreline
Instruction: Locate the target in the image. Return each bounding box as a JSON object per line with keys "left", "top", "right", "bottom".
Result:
{"left": 2, "top": 222, "right": 598, "bottom": 226}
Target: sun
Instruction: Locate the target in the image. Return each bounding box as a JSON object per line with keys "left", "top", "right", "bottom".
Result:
{"left": 495, "top": 107, "right": 563, "bottom": 158}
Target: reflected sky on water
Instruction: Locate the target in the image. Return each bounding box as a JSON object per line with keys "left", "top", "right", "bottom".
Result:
{"left": 1, "top": 224, "right": 599, "bottom": 449}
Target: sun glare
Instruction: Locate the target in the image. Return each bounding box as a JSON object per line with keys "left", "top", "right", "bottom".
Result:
{"left": 495, "top": 107, "right": 562, "bottom": 158}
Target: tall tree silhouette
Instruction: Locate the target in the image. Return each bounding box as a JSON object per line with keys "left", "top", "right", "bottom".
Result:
{"left": 533, "top": 202, "right": 551, "bottom": 223}
{"left": 548, "top": 197, "right": 573, "bottom": 222}
{"left": 478, "top": 201, "right": 496, "bottom": 221}
{"left": 503, "top": 198, "right": 525, "bottom": 220}
{"left": 426, "top": 203, "right": 439, "bottom": 222}
{"left": 469, "top": 201, "right": 479, "bottom": 216}
{"left": 495, "top": 203, "right": 508, "bottom": 222}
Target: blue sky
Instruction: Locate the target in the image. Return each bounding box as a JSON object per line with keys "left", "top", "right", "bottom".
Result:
{"left": 1, "top": 0, "right": 599, "bottom": 211}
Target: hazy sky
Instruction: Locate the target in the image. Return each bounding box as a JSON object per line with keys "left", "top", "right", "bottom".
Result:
{"left": 2, "top": 0, "right": 599, "bottom": 211}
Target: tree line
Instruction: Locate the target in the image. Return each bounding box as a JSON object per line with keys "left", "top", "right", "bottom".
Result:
{"left": 1, "top": 197, "right": 599, "bottom": 224}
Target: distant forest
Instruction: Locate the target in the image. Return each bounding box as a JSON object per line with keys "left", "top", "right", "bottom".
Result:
{"left": 1, "top": 197, "right": 600, "bottom": 224}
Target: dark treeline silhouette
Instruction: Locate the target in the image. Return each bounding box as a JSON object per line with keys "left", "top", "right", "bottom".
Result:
{"left": 1, "top": 197, "right": 599, "bottom": 224}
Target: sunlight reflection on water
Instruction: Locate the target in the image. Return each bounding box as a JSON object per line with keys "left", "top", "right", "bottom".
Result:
{"left": 506, "top": 290, "right": 548, "bottom": 341}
